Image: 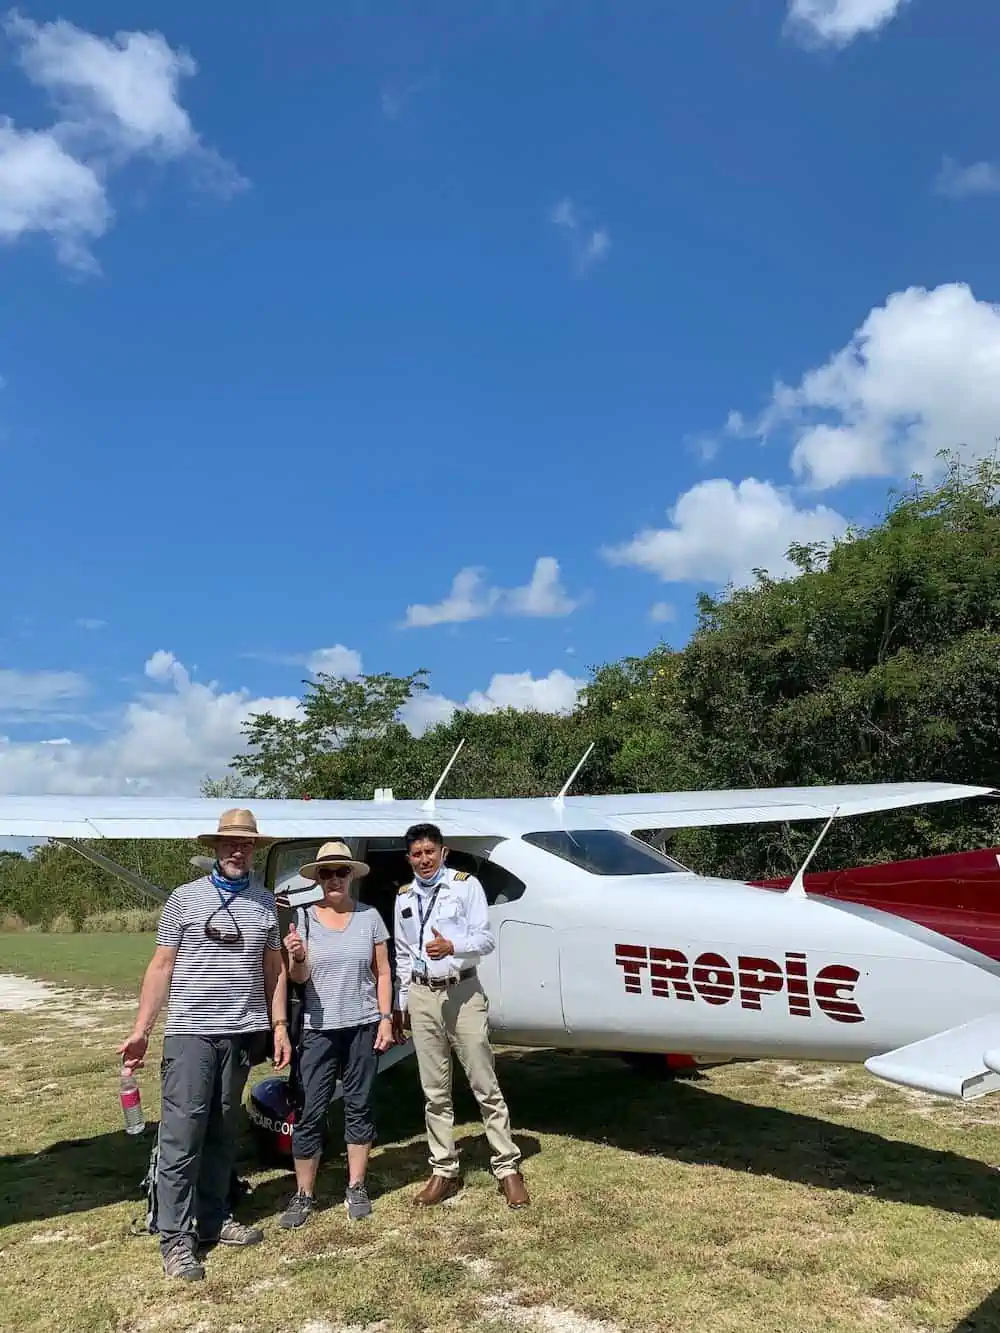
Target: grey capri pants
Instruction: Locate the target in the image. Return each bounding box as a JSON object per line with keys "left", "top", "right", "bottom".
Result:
{"left": 291, "top": 1023, "right": 379, "bottom": 1159}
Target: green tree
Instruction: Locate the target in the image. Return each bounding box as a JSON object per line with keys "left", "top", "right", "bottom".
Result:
{"left": 676, "top": 453, "right": 1000, "bottom": 877}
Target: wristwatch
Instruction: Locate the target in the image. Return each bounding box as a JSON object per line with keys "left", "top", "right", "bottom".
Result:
{"left": 378, "top": 1012, "right": 393, "bottom": 1021}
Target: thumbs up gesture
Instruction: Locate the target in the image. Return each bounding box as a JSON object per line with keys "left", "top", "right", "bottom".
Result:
{"left": 425, "top": 926, "right": 454, "bottom": 960}
{"left": 283, "top": 923, "right": 306, "bottom": 964}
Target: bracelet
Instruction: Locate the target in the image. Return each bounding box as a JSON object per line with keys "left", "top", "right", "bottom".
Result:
{"left": 273, "top": 1019, "right": 288, "bottom": 1029}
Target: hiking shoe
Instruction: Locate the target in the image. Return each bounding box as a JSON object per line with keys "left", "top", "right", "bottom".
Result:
{"left": 279, "top": 1190, "right": 315, "bottom": 1229}
{"left": 345, "top": 1182, "right": 372, "bottom": 1220}
{"left": 163, "top": 1240, "right": 205, "bottom": 1281}
{"left": 215, "top": 1217, "right": 264, "bottom": 1246}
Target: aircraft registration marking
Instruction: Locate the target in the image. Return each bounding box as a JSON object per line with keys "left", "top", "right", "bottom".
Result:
{"left": 614, "top": 944, "right": 864, "bottom": 1024}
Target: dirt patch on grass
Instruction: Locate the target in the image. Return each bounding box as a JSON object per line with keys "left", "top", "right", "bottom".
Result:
{"left": 0, "top": 973, "right": 64, "bottom": 1010}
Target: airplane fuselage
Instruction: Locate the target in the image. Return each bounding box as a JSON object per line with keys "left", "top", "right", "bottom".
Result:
{"left": 464, "top": 839, "right": 1000, "bottom": 1067}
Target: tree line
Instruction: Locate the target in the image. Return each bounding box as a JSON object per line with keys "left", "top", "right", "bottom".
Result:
{"left": 4, "top": 454, "right": 999, "bottom": 927}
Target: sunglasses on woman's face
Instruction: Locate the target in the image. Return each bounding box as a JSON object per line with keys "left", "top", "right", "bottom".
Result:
{"left": 318, "top": 865, "right": 352, "bottom": 881}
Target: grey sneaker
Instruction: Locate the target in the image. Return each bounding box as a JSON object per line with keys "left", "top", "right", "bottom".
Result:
{"left": 163, "top": 1239, "right": 205, "bottom": 1281}
{"left": 215, "top": 1217, "right": 264, "bottom": 1246}
{"left": 279, "top": 1190, "right": 315, "bottom": 1229}
{"left": 345, "top": 1182, "right": 372, "bottom": 1220}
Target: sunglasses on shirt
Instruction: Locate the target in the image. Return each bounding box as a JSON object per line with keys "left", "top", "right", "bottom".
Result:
{"left": 204, "top": 902, "right": 243, "bottom": 944}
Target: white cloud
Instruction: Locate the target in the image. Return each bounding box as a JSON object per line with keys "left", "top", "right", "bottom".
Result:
{"left": 549, "top": 197, "right": 610, "bottom": 277}
{"left": 241, "top": 644, "right": 365, "bottom": 679}
{"left": 502, "top": 558, "right": 579, "bottom": 618}
{"left": 743, "top": 283, "right": 1000, "bottom": 491}
{"left": 0, "top": 668, "right": 89, "bottom": 715}
{"left": 466, "top": 669, "right": 584, "bottom": 715}
{"left": 603, "top": 478, "right": 849, "bottom": 587}
{"left": 401, "top": 669, "right": 586, "bottom": 737}
{"left": 404, "top": 557, "right": 579, "bottom": 628}
{"left": 305, "top": 645, "right": 363, "bottom": 679}
{"left": 0, "top": 11, "right": 244, "bottom": 271}
{"left": 405, "top": 568, "right": 497, "bottom": 628}
{"left": 0, "top": 651, "right": 587, "bottom": 790}
{"left": 0, "top": 120, "right": 109, "bottom": 271}
{"left": 650, "top": 602, "right": 676, "bottom": 623}
{"left": 379, "top": 75, "right": 435, "bottom": 122}
{"left": 8, "top": 13, "right": 197, "bottom": 156}
{"left": 785, "top": 0, "right": 908, "bottom": 47}
{"left": 399, "top": 691, "right": 458, "bottom": 737}
{"left": 935, "top": 158, "right": 1000, "bottom": 199}
{"left": 0, "top": 651, "right": 299, "bottom": 795}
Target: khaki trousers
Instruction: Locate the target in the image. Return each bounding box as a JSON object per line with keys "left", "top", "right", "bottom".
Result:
{"left": 407, "top": 974, "right": 521, "bottom": 1180}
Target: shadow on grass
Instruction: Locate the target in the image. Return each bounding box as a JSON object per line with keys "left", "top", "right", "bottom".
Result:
{"left": 3, "top": 1048, "right": 1000, "bottom": 1229}
{"left": 950, "top": 1287, "right": 1000, "bottom": 1331}
{"left": 494, "top": 1048, "right": 1000, "bottom": 1222}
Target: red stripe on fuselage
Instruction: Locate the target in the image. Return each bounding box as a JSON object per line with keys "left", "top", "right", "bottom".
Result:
{"left": 755, "top": 847, "right": 1000, "bottom": 962}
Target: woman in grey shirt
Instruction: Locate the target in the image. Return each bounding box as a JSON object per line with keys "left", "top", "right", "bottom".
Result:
{"left": 280, "top": 841, "right": 394, "bottom": 1226}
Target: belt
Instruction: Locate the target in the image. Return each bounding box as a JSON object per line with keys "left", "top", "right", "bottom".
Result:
{"left": 412, "top": 967, "right": 477, "bottom": 990}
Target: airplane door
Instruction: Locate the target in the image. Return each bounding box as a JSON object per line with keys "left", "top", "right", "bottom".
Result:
{"left": 497, "top": 922, "right": 565, "bottom": 1038}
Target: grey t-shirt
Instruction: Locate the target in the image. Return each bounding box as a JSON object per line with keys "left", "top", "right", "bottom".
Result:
{"left": 298, "top": 901, "right": 390, "bottom": 1031}
{"left": 156, "top": 876, "right": 281, "bottom": 1037}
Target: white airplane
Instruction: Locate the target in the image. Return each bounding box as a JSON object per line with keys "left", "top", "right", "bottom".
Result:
{"left": 3, "top": 768, "right": 1000, "bottom": 1122}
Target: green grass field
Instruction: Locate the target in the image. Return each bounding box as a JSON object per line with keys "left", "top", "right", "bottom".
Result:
{"left": 2, "top": 932, "right": 1000, "bottom": 1333}
{"left": 0, "top": 931, "right": 153, "bottom": 993}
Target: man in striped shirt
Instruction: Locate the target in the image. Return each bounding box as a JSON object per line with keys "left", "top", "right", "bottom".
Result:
{"left": 118, "top": 809, "right": 291, "bottom": 1281}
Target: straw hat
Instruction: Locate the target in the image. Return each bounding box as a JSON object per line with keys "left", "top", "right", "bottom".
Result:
{"left": 298, "top": 840, "right": 369, "bottom": 881}
{"left": 196, "top": 808, "right": 273, "bottom": 846}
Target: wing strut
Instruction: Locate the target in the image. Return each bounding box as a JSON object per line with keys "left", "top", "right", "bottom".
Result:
{"left": 54, "top": 838, "right": 170, "bottom": 905}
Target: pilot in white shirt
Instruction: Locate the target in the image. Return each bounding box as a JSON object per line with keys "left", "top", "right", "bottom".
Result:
{"left": 393, "top": 822, "right": 529, "bottom": 1210}
{"left": 395, "top": 862, "right": 493, "bottom": 988}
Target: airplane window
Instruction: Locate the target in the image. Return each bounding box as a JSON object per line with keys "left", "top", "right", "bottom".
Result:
{"left": 522, "top": 829, "right": 686, "bottom": 876}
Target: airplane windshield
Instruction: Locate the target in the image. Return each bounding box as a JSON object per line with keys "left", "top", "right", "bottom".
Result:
{"left": 522, "top": 829, "right": 686, "bottom": 876}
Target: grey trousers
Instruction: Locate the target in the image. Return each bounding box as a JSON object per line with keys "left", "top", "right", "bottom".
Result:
{"left": 156, "top": 1034, "right": 253, "bottom": 1254}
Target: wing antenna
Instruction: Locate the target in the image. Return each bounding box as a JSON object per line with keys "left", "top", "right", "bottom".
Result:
{"left": 553, "top": 742, "right": 595, "bottom": 809}
{"left": 785, "top": 806, "right": 839, "bottom": 898}
{"left": 423, "top": 739, "right": 466, "bottom": 812}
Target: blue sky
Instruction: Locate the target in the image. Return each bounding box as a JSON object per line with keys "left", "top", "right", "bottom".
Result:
{"left": 2, "top": 0, "right": 1000, "bottom": 794}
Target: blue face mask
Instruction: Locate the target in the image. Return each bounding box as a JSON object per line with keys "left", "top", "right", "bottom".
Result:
{"left": 211, "top": 861, "right": 251, "bottom": 896}
{"left": 414, "top": 861, "right": 445, "bottom": 889}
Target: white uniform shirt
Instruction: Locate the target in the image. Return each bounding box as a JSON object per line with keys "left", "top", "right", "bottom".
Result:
{"left": 393, "top": 866, "right": 495, "bottom": 1012}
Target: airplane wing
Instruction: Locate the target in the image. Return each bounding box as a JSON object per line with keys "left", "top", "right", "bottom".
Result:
{"left": 0, "top": 795, "right": 480, "bottom": 840}
{"left": 0, "top": 781, "right": 991, "bottom": 839}
{"left": 865, "top": 1014, "right": 1000, "bottom": 1101}
{"left": 550, "top": 781, "right": 997, "bottom": 832}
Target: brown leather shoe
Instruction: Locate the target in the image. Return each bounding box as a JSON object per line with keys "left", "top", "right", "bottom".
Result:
{"left": 412, "top": 1174, "right": 462, "bottom": 1207}
{"left": 498, "top": 1171, "right": 530, "bottom": 1209}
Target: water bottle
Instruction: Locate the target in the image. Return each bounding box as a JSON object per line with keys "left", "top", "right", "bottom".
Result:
{"left": 119, "top": 1067, "right": 145, "bottom": 1135}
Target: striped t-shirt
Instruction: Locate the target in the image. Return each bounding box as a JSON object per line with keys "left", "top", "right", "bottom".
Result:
{"left": 297, "top": 902, "right": 390, "bottom": 1031}
{"left": 156, "top": 876, "right": 281, "bottom": 1037}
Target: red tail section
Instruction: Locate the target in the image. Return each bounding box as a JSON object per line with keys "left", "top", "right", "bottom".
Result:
{"left": 754, "top": 848, "right": 1000, "bottom": 962}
